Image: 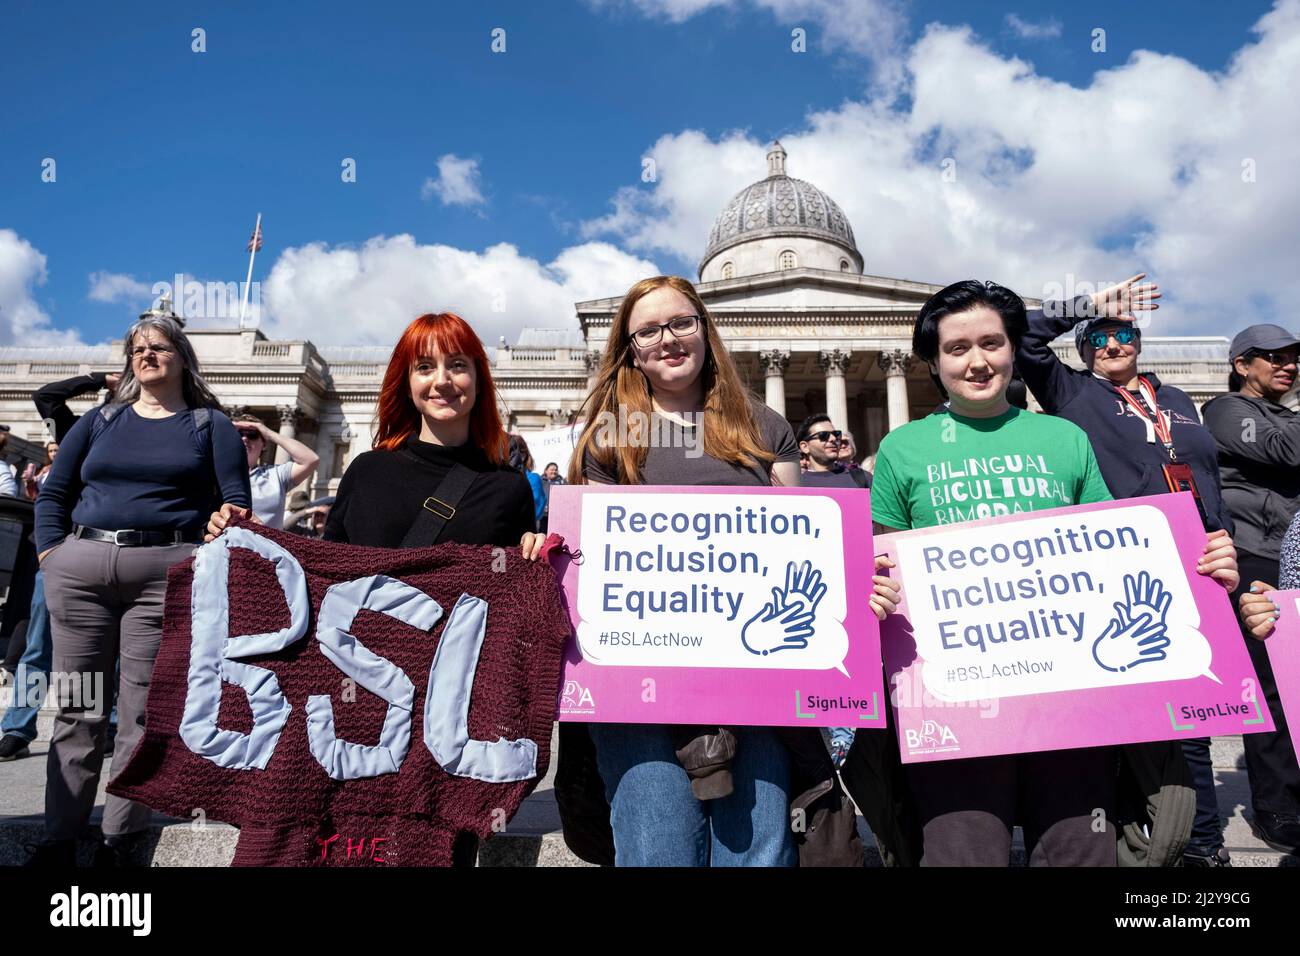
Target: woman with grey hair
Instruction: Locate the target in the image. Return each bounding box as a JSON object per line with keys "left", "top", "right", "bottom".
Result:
{"left": 26, "top": 312, "right": 249, "bottom": 867}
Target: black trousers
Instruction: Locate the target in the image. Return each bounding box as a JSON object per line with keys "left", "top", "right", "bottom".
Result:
{"left": 903, "top": 746, "right": 1118, "bottom": 866}
{"left": 1235, "top": 553, "right": 1300, "bottom": 816}
{"left": 1182, "top": 737, "right": 1222, "bottom": 852}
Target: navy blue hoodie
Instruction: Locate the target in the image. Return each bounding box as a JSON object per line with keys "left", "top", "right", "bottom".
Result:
{"left": 1015, "top": 303, "right": 1232, "bottom": 533}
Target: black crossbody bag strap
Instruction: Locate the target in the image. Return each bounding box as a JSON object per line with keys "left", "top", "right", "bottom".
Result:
{"left": 398, "top": 453, "right": 480, "bottom": 548}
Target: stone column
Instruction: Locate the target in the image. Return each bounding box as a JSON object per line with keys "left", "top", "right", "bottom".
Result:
{"left": 275, "top": 405, "right": 301, "bottom": 465}
{"left": 584, "top": 350, "right": 603, "bottom": 390}
{"left": 550, "top": 408, "right": 571, "bottom": 427}
{"left": 878, "top": 350, "right": 913, "bottom": 432}
{"left": 819, "top": 349, "right": 851, "bottom": 433}
{"left": 313, "top": 424, "right": 337, "bottom": 496}
{"left": 758, "top": 349, "right": 790, "bottom": 417}
{"left": 866, "top": 405, "right": 885, "bottom": 458}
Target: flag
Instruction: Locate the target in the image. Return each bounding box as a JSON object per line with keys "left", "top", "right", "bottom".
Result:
{"left": 246, "top": 221, "right": 263, "bottom": 253}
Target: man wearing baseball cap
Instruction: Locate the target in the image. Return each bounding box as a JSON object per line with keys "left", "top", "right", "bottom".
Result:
{"left": 1203, "top": 322, "right": 1300, "bottom": 855}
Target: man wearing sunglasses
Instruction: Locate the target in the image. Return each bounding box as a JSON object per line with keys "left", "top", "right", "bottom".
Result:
{"left": 796, "top": 414, "right": 870, "bottom": 489}
{"left": 1015, "top": 273, "right": 1237, "bottom": 867}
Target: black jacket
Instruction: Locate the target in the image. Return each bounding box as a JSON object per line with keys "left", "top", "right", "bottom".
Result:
{"left": 1015, "top": 304, "right": 1232, "bottom": 533}
{"left": 1201, "top": 392, "right": 1300, "bottom": 562}
{"left": 33, "top": 371, "right": 111, "bottom": 444}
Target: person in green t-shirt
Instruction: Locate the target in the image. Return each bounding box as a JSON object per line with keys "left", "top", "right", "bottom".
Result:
{"left": 859, "top": 279, "right": 1238, "bottom": 868}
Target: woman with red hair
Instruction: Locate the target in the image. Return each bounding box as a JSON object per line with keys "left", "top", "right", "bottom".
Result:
{"left": 208, "top": 312, "right": 545, "bottom": 864}
{"left": 212, "top": 312, "right": 542, "bottom": 557}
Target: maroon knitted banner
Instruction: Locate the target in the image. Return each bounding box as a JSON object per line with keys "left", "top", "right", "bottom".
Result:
{"left": 107, "top": 521, "right": 571, "bottom": 866}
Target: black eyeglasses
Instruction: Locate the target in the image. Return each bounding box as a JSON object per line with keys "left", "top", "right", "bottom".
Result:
{"left": 1087, "top": 328, "right": 1139, "bottom": 349}
{"left": 805, "top": 430, "right": 842, "bottom": 443}
{"left": 1246, "top": 349, "right": 1299, "bottom": 368}
{"left": 630, "top": 315, "right": 700, "bottom": 347}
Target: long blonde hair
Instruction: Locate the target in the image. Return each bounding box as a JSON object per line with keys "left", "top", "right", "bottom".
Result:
{"left": 569, "top": 275, "right": 773, "bottom": 484}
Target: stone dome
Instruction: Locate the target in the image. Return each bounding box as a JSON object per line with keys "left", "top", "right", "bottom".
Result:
{"left": 698, "top": 142, "right": 863, "bottom": 280}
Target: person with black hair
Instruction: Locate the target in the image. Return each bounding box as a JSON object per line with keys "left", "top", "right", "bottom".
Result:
{"left": 857, "top": 279, "right": 1237, "bottom": 867}
{"left": 2, "top": 373, "right": 120, "bottom": 764}
{"left": 1015, "top": 273, "right": 1237, "bottom": 866}
{"left": 1202, "top": 323, "right": 1300, "bottom": 855}
{"left": 508, "top": 433, "right": 546, "bottom": 532}
{"left": 796, "top": 413, "right": 870, "bottom": 489}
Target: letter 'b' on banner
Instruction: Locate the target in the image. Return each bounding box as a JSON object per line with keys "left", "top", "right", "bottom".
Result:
{"left": 181, "top": 528, "right": 310, "bottom": 769}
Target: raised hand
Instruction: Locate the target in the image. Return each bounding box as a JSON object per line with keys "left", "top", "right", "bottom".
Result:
{"left": 1089, "top": 272, "right": 1161, "bottom": 323}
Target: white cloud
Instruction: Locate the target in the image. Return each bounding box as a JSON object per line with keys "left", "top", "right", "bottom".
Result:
{"left": 1005, "top": 14, "right": 1063, "bottom": 40}
{"left": 421, "top": 154, "right": 487, "bottom": 208}
{"left": 587, "top": 0, "right": 908, "bottom": 83}
{"left": 0, "top": 230, "right": 83, "bottom": 346}
{"left": 258, "top": 235, "right": 659, "bottom": 346}
{"left": 87, "top": 271, "right": 153, "bottom": 304}
{"left": 581, "top": 1, "right": 1300, "bottom": 334}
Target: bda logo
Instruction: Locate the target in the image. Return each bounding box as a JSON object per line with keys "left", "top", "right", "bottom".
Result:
{"left": 905, "top": 719, "right": 959, "bottom": 752}
{"left": 560, "top": 679, "right": 595, "bottom": 712}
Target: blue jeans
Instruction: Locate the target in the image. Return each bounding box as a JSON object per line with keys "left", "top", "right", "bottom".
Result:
{"left": 589, "top": 723, "right": 796, "bottom": 867}
{"left": 1, "top": 572, "right": 51, "bottom": 742}
{"left": 1, "top": 572, "right": 117, "bottom": 743}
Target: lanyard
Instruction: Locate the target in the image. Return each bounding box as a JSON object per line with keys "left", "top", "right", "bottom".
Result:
{"left": 1114, "top": 377, "right": 1177, "bottom": 461}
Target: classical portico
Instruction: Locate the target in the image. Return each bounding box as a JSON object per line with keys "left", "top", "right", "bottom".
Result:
{"left": 576, "top": 142, "right": 949, "bottom": 451}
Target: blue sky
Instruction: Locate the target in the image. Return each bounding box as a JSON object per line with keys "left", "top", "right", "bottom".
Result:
{"left": 0, "top": 0, "right": 1292, "bottom": 346}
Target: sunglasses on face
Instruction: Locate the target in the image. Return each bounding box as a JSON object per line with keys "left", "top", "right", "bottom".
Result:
{"left": 1246, "top": 349, "right": 1299, "bottom": 368}
{"left": 630, "top": 315, "right": 700, "bottom": 347}
{"left": 1087, "top": 328, "right": 1139, "bottom": 349}
{"left": 806, "top": 430, "right": 842, "bottom": 443}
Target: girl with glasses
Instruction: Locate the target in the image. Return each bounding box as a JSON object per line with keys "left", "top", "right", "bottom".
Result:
{"left": 566, "top": 275, "right": 809, "bottom": 867}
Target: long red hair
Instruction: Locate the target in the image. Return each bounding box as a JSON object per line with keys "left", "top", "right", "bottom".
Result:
{"left": 372, "top": 312, "right": 509, "bottom": 465}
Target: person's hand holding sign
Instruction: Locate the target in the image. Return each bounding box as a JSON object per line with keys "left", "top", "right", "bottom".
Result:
{"left": 206, "top": 504, "right": 259, "bottom": 542}
{"left": 868, "top": 554, "right": 901, "bottom": 621}
{"left": 1196, "top": 529, "right": 1239, "bottom": 592}
{"left": 1239, "top": 582, "right": 1281, "bottom": 640}
{"left": 1092, "top": 572, "right": 1172, "bottom": 673}
{"left": 741, "top": 560, "right": 823, "bottom": 656}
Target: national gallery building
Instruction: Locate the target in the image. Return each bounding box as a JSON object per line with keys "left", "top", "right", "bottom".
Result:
{"left": 0, "top": 143, "right": 1237, "bottom": 496}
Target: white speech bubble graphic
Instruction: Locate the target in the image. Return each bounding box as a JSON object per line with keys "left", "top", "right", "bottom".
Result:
{"left": 575, "top": 493, "right": 851, "bottom": 674}
{"left": 894, "top": 504, "right": 1216, "bottom": 702}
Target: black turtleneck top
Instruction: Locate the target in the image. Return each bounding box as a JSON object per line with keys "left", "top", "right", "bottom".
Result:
{"left": 323, "top": 436, "right": 535, "bottom": 548}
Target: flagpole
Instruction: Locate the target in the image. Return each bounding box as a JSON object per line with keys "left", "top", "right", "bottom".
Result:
{"left": 239, "top": 212, "right": 261, "bottom": 329}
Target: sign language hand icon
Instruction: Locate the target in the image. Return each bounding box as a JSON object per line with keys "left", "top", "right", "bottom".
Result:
{"left": 1092, "top": 571, "right": 1173, "bottom": 673}
{"left": 741, "top": 560, "right": 825, "bottom": 656}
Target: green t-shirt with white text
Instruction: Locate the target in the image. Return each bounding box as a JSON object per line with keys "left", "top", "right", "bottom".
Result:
{"left": 871, "top": 407, "right": 1113, "bottom": 531}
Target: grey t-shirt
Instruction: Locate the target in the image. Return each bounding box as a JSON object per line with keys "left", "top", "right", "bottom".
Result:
{"left": 801, "top": 466, "right": 870, "bottom": 489}
{"left": 583, "top": 402, "right": 798, "bottom": 487}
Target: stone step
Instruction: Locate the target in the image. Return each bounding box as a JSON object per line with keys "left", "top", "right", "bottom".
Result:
{"left": 1, "top": 732, "right": 1293, "bottom": 867}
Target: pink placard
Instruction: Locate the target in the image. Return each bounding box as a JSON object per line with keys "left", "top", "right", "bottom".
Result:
{"left": 1263, "top": 589, "right": 1300, "bottom": 745}
{"left": 548, "top": 484, "right": 883, "bottom": 727}
{"left": 877, "top": 493, "right": 1272, "bottom": 762}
